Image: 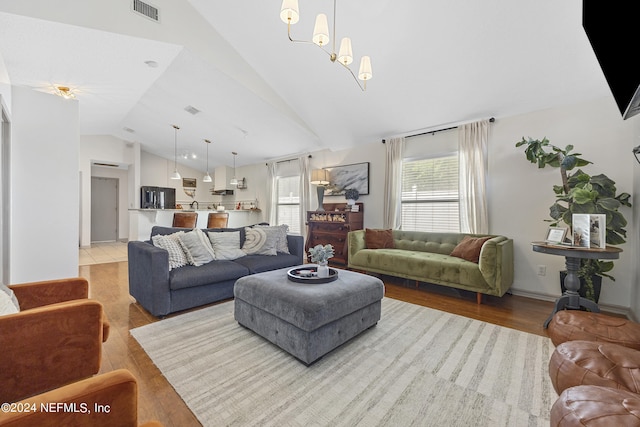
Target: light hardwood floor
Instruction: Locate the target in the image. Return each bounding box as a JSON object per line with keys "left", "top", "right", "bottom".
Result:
{"left": 83, "top": 260, "right": 557, "bottom": 426}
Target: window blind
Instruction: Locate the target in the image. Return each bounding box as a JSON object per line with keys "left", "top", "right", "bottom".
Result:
{"left": 401, "top": 154, "right": 460, "bottom": 232}
{"left": 276, "top": 175, "right": 301, "bottom": 234}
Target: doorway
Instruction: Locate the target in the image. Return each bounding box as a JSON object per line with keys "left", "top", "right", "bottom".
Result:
{"left": 91, "top": 177, "right": 119, "bottom": 243}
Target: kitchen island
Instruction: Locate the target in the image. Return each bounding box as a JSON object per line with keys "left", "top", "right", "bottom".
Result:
{"left": 128, "top": 209, "right": 263, "bottom": 242}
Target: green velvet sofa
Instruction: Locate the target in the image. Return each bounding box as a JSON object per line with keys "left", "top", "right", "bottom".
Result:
{"left": 347, "top": 230, "right": 514, "bottom": 302}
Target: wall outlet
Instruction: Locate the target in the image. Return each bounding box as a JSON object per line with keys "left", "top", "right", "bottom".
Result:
{"left": 537, "top": 265, "right": 547, "bottom": 276}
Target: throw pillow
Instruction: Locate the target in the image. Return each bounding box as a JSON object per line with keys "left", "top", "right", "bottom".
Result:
{"left": 152, "top": 231, "right": 189, "bottom": 270}
{"left": 0, "top": 284, "right": 19, "bottom": 315}
{"left": 450, "top": 236, "right": 492, "bottom": 263}
{"left": 365, "top": 228, "right": 395, "bottom": 249}
{"left": 208, "top": 231, "right": 246, "bottom": 260}
{"left": 242, "top": 227, "right": 277, "bottom": 256}
{"left": 178, "top": 229, "right": 217, "bottom": 266}
{"left": 256, "top": 224, "right": 290, "bottom": 254}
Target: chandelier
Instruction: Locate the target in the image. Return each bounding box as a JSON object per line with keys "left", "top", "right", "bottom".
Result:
{"left": 280, "top": 0, "right": 373, "bottom": 91}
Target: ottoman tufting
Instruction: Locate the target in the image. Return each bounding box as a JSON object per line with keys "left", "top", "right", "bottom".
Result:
{"left": 551, "top": 385, "right": 640, "bottom": 426}
{"left": 549, "top": 340, "right": 640, "bottom": 395}
{"left": 548, "top": 311, "right": 640, "bottom": 350}
{"left": 233, "top": 266, "right": 384, "bottom": 365}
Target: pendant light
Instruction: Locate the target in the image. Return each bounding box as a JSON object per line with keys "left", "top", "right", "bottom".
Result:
{"left": 170, "top": 125, "right": 182, "bottom": 180}
{"left": 203, "top": 139, "right": 212, "bottom": 182}
{"left": 230, "top": 152, "right": 239, "bottom": 186}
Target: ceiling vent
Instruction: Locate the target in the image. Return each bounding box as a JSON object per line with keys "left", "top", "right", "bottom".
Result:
{"left": 184, "top": 105, "right": 201, "bottom": 115}
{"left": 132, "top": 0, "right": 159, "bottom": 22}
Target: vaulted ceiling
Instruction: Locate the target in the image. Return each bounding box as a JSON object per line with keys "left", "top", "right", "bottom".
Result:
{"left": 0, "top": 0, "right": 610, "bottom": 171}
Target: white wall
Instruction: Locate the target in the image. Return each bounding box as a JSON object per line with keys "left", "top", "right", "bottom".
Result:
{"left": 10, "top": 86, "right": 79, "bottom": 282}
{"left": 492, "top": 97, "right": 637, "bottom": 310}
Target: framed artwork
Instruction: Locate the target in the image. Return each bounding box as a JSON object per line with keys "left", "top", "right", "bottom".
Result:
{"left": 545, "top": 226, "right": 568, "bottom": 244}
{"left": 182, "top": 178, "right": 197, "bottom": 188}
{"left": 324, "top": 162, "right": 370, "bottom": 196}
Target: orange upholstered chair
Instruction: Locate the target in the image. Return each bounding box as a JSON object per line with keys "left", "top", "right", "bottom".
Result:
{"left": 0, "top": 369, "right": 163, "bottom": 427}
{"left": 207, "top": 212, "right": 229, "bottom": 228}
{"left": 172, "top": 212, "right": 198, "bottom": 228}
{"left": 0, "top": 278, "right": 110, "bottom": 403}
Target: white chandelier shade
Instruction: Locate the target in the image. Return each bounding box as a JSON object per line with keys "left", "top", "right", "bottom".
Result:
{"left": 279, "top": 0, "right": 372, "bottom": 90}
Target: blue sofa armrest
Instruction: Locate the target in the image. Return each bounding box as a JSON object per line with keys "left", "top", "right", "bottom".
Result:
{"left": 287, "top": 234, "right": 305, "bottom": 265}
{"left": 127, "top": 241, "right": 172, "bottom": 317}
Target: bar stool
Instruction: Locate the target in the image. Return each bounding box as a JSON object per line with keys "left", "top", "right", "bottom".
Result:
{"left": 172, "top": 212, "right": 198, "bottom": 228}
{"left": 207, "top": 212, "right": 229, "bottom": 228}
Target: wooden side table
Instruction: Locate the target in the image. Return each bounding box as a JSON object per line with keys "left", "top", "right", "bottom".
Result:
{"left": 531, "top": 242, "right": 622, "bottom": 328}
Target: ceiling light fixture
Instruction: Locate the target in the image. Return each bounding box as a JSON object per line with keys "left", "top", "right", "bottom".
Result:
{"left": 203, "top": 139, "right": 212, "bottom": 183}
{"left": 170, "top": 125, "right": 182, "bottom": 180}
{"left": 55, "top": 86, "right": 76, "bottom": 99}
{"left": 230, "top": 152, "right": 239, "bottom": 186}
{"left": 280, "top": 0, "right": 373, "bottom": 91}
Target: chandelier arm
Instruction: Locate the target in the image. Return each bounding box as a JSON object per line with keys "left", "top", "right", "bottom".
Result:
{"left": 287, "top": 22, "right": 314, "bottom": 45}
{"left": 337, "top": 61, "right": 366, "bottom": 91}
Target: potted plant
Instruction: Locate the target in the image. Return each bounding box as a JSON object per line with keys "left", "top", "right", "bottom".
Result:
{"left": 515, "top": 137, "right": 631, "bottom": 301}
{"left": 344, "top": 188, "right": 360, "bottom": 206}
{"left": 309, "top": 244, "right": 335, "bottom": 278}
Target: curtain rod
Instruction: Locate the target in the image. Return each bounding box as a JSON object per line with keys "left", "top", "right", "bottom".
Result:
{"left": 266, "top": 154, "right": 312, "bottom": 166}
{"left": 382, "top": 117, "right": 495, "bottom": 143}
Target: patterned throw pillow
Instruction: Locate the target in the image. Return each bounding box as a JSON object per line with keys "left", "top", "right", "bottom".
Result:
{"left": 178, "top": 229, "right": 217, "bottom": 266}
{"left": 242, "top": 227, "right": 277, "bottom": 256}
{"left": 152, "top": 231, "right": 189, "bottom": 270}
{"left": 256, "top": 224, "right": 290, "bottom": 254}
{"left": 0, "top": 284, "right": 19, "bottom": 315}
{"left": 208, "top": 231, "right": 246, "bottom": 260}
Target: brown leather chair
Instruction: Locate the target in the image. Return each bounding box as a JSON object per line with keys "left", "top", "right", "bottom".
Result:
{"left": 207, "top": 212, "right": 229, "bottom": 228}
{"left": 0, "top": 369, "right": 163, "bottom": 427}
{"left": 0, "top": 278, "right": 110, "bottom": 403}
{"left": 172, "top": 212, "right": 198, "bottom": 228}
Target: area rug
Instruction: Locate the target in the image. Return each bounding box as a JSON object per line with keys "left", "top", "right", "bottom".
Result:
{"left": 131, "top": 298, "right": 557, "bottom": 426}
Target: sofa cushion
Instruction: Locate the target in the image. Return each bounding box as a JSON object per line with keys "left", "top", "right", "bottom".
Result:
{"left": 152, "top": 232, "right": 188, "bottom": 270}
{"left": 450, "top": 236, "right": 492, "bottom": 263}
{"left": 243, "top": 227, "right": 277, "bottom": 256}
{"left": 350, "top": 248, "right": 489, "bottom": 291}
{"left": 208, "top": 231, "right": 246, "bottom": 260}
{"left": 233, "top": 253, "right": 301, "bottom": 274}
{"left": 169, "top": 260, "right": 250, "bottom": 291}
{"left": 178, "top": 229, "right": 216, "bottom": 266}
{"left": 365, "top": 228, "right": 395, "bottom": 249}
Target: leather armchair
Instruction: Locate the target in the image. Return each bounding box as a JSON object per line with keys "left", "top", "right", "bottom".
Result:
{"left": 0, "top": 369, "right": 163, "bottom": 427}
{"left": 0, "top": 278, "right": 110, "bottom": 403}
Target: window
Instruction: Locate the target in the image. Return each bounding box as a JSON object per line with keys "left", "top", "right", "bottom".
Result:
{"left": 401, "top": 154, "right": 459, "bottom": 232}
{"left": 276, "top": 175, "right": 301, "bottom": 234}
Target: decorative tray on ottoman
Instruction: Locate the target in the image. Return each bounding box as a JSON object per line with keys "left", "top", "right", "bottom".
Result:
{"left": 287, "top": 266, "right": 339, "bottom": 284}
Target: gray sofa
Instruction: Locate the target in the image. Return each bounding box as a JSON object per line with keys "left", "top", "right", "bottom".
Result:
{"left": 128, "top": 226, "right": 304, "bottom": 317}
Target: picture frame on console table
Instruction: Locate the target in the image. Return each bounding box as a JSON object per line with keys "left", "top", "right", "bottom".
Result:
{"left": 324, "top": 162, "right": 370, "bottom": 196}
{"left": 545, "top": 226, "right": 568, "bottom": 244}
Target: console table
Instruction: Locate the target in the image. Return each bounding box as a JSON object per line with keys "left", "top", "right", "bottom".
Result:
{"left": 531, "top": 242, "right": 622, "bottom": 328}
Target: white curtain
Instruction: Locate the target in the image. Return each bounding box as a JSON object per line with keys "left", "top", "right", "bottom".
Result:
{"left": 458, "top": 120, "right": 489, "bottom": 234}
{"left": 298, "top": 155, "right": 311, "bottom": 239}
{"left": 383, "top": 137, "right": 405, "bottom": 229}
{"left": 265, "top": 161, "right": 277, "bottom": 225}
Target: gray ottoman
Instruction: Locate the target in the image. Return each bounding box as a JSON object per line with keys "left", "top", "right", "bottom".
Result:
{"left": 234, "top": 266, "right": 384, "bottom": 365}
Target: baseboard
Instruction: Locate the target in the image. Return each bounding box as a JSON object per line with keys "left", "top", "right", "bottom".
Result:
{"left": 509, "top": 288, "right": 633, "bottom": 319}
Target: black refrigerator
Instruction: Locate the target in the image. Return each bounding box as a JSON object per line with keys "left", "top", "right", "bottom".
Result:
{"left": 140, "top": 186, "right": 176, "bottom": 209}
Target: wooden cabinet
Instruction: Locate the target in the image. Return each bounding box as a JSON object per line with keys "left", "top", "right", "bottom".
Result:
{"left": 305, "top": 203, "right": 363, "bottom": 266}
